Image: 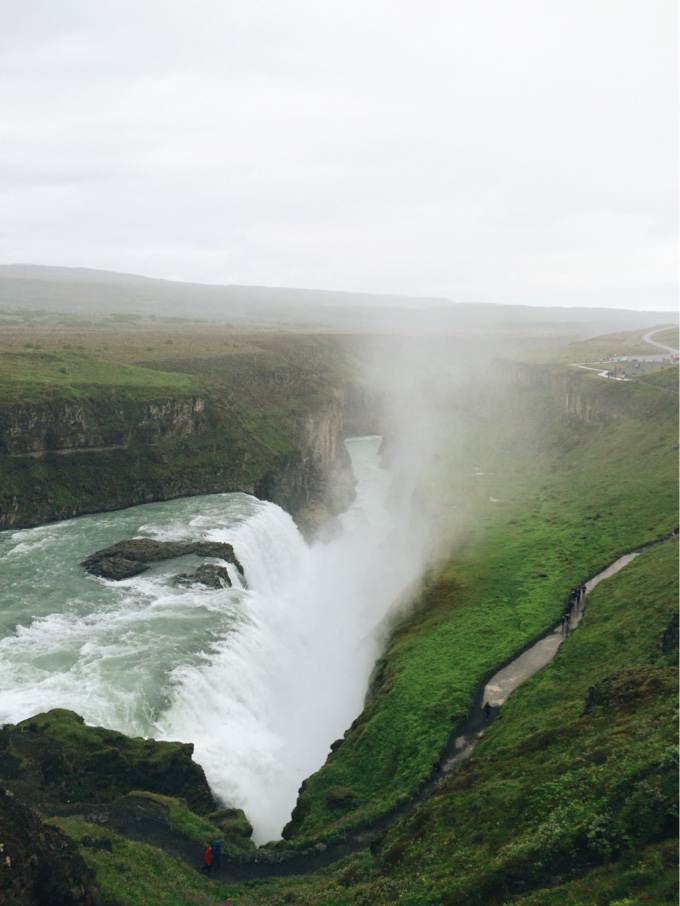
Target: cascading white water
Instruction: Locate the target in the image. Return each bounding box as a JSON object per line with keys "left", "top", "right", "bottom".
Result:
{"left": 0, "top": 436, "right": 428, "bottom": 843}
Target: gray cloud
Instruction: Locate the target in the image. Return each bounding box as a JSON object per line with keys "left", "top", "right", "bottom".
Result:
{"left": 0, "top": 0, "right": 677, "bottom": 309}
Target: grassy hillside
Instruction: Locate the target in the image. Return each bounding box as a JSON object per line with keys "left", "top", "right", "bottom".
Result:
{"left": 0, "top": 349, "right": 199, "bottom": 403}
{"left": 278, "top": 361, "right": 677, "bottom": 843}
{"left": 516, "top": 325, "right": 679, "bottom": 365}
{"left": 255, "top": 542, "right": 675, "bottom": 906}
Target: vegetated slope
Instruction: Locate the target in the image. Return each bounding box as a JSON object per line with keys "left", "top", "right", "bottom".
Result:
{"left": 281, "top": 359, "right": 678, "bottom": 845}
{"left": 0, "top": 709, "right": 256, "bottom": 906}
{"left": 0, "top": 331, "right": 360, "bottom": 535}
{"left": 515, "top": 325, "right": 679, "bottom": 364}
{"left": 293, "top": 542, "right": 677, "bottom": 906}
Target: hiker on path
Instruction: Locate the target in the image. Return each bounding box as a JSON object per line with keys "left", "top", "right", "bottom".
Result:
{"left": 483, "top": 701, "right": 492, "bottom": 720}
{"left": 200, "top": 844, "right": 213, "bottom": 875}
{"left": 212, "top": 839, "right": 221, "bottom": 870}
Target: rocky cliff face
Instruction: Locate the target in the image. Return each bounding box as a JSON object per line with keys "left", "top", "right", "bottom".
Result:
{"left": 494, "top": 359, "right": 651, "bottom": 425}
{"left": 0, "top": 395, "right": 207, "bottom": 455}
{"left": 254, "top": 394, "right": 356, "bottom": 538}
{"left": 0, "top": 709, "right": 216, "bottom": 815}
{"left": 0, "top": 384, "right": 358, "bottom": 537}
{"left": 0, "top": 788, "right": 99, "bottom": 906}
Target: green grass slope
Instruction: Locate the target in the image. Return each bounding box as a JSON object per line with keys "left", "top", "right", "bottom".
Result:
{"left": 282, "top": 364, "right": 678, "bottom": 844}
{"left": 284, "top": 541, "right": 676, "bottom": 906}
{"left": 0, "top": 349, "right": 199, "bottom": 402}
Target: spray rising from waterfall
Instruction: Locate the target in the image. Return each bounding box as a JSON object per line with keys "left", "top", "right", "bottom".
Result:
{"left": 0, "top": 436, "right": 432, "bottom": 844}
{"left": 156, "top": 436, "right": 431, "bottom": 842}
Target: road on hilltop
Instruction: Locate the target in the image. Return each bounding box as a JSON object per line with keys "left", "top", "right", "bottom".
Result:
{"left": 643, "top": 328, "right": 679, "bottom": 356}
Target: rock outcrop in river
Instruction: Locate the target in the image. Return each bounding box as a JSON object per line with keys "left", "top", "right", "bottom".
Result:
{"left": 82, "top": 538, "right": 245, "bottom": 581}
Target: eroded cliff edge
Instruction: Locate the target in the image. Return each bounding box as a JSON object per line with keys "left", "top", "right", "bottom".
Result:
{"left": 0, "top": 335, "right": 375, "bottom": 538}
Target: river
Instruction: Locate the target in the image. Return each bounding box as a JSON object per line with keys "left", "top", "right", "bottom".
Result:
{"left": 0, "top": 436, "right": 428, "bottom": 843}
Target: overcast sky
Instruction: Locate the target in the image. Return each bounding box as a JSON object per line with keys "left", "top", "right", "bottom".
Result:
{"left": 1, "top": 1, "right": 677, "bottom": 310}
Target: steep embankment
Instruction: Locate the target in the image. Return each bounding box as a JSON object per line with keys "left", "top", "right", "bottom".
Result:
{"left": 495, "top": 357, "right": 678, "bottom": 424}
{"left": 280, "top": 360, "right": 678, "bottom": 843}
{"left": 0, "top": 334, "right": 366, "bottom": 536}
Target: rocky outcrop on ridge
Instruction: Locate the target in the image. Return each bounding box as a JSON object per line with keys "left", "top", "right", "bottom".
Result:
{"left": 0, "top": 395, "right": 208, "bottom": 457}
{"left": 0, "top": 709, "right": 216, "bottom": 816}
{"left": 81, "top": 538, "right": 245, "bottom": 581}
{"left": 0, "top": 788, "right": 99, "bottom": 906}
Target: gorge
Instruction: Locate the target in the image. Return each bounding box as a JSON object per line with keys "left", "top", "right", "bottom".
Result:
{"left": 0, "top": 314, "right": 677, "bottom": 905}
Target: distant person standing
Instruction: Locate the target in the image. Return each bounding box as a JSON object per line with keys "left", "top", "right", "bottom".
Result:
{"left": 200, "top": 844, "right": 213, "bottom": 875}
{"left": 211, "top": 839, "right": 221, "bottom": 870}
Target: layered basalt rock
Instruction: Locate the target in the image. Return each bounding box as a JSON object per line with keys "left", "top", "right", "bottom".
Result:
{"left": 0, "top": 395, "right": 208, "bottom": 457}
{"left": 0, "top": 382, "right": 360, "bottom": 539}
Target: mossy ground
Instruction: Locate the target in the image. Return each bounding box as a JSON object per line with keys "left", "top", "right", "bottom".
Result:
{"left": 50, "top": 818, "right": 215, "bottom": 906}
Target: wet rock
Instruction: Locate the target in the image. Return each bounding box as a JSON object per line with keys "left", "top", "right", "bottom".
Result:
{"left": 325, "top": 786, "right": 356, "bottom": 810}
{"left": 207, "top": 807, "right": 253, "bottom": 842}
{"left": 80, "top": 835, "right": 113, "bottom": 852}
{"left": 174, "top": 563, "right": 232, "bottom": 589}
{"left": 82, "top": 538, "right": 244, "bottom": 581}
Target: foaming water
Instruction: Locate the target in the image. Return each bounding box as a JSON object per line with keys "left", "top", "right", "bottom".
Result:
{"left": 0, "top": 437, "right": 428, "bottom": 842}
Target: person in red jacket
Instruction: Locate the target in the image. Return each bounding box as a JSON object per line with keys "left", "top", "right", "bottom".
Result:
{"left": 200, "top": 844, "right": 213, "bottom": 875}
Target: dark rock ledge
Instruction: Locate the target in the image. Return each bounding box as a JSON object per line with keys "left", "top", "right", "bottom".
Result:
{"left": 82, "top": 538, "right": 245, "bottom": 583}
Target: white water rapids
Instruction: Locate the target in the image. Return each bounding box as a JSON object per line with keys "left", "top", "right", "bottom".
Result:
{"left": 0, "top": 436, "right": 428, "bottom": 843}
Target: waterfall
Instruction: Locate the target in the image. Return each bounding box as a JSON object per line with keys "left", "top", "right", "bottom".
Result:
{"left": 0, "top": 436, "right": 428, "bottom": 843}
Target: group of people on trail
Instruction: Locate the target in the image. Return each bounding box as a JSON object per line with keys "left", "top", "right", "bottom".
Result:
{"left": 200, "top": 838, "right": 221, "bottom": 875}
{"left": 561, "top": 583, "right": 586, "bottom": 633}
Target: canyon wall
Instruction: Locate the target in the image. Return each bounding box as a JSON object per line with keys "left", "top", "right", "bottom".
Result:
{"left": 0, "top": 395, "right": 209, "bottom": 455}
{"left": 0, "top": 382, "right": 360, "bottom": 538}
{"left": 494, "top": 359, "right": 674, "bottom": 425}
